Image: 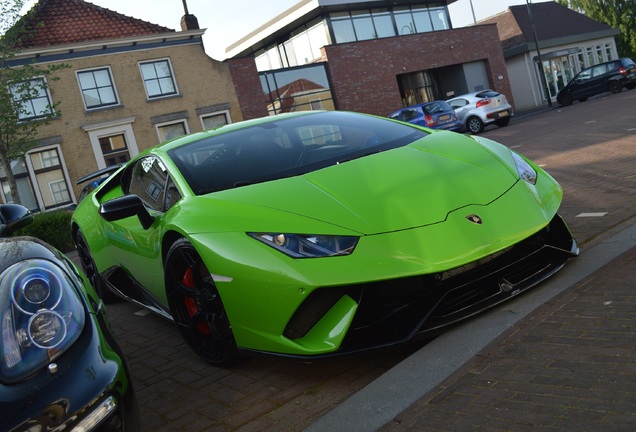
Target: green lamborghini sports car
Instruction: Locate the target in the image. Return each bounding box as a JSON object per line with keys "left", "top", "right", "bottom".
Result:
{"left": 71, "top": 110, "right": 578, "bottom": 365}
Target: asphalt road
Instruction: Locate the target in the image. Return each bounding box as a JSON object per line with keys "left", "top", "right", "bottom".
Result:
{"left": 101, "top": 88, "right": 636, "bottom": 431}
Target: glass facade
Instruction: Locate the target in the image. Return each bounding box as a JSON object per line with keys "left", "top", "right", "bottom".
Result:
{"left": 260, "top": 64, "right": 334, "bottom": 116}
{"left": 538, "top": 42, "right": 618, "bottom": 100}
{"left": 255, "top": 3, "right": 450, "bottom": 72}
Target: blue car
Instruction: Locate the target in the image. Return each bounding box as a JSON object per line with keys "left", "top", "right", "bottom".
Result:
{"left": 389, "top": 100, "right": 463, "bottom": 132}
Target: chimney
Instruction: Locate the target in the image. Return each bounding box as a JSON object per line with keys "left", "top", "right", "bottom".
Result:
{"left": 180, "top": 0, "right": 199, "bottom": 30}
{"left": 181, "top": 14, "right": 199, "bottom": 30}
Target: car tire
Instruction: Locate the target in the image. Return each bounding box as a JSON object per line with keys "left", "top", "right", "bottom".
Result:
{"left": 466, "top": 116, "right": 484, "bottom": 134}
{"left": 626, "top": 82, "right": 636, "bottom": 90}
{"left": 608, "top": 80, "right": 622, "bottom": 94}
{"left": 165, "top": 238, "right": 239, "bottom": 366}
{"left": 558, "top": 93, "right": 573, "bottom": 106}
{"left": 494, "top": 117, "right": 510, "bottom": 127}
{"left": 75, "top": 229, "right": 118, "bottom": 303}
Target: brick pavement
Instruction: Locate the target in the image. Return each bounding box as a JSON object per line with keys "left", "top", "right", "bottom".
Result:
{"left": 102, "top": 297, "right": 423, "bottom": 431}
{"left": 380, "top": 246, "right": 636, "bottom": 431}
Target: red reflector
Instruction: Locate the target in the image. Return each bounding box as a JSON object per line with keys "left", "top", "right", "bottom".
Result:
{"left": 425, "top": 114, "right": 435, "bottom": 127}
{"left": 476, "top": 98, "right": 491, "bottom": 108}
{"left": 619, "top": 67, "right": 627, "bottom": 75}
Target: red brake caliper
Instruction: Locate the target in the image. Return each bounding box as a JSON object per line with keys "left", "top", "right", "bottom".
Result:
{"left": 182, "top": 266, "right": 211, "bottom": 334}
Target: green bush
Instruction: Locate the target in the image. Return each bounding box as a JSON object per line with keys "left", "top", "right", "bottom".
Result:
{"left": 14, "top": 209, "right": 75, "bottom": 253}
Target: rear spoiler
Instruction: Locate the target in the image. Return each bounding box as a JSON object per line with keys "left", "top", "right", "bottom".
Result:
{"left": 76, "top": 164, "right": 122, "bottom": 185}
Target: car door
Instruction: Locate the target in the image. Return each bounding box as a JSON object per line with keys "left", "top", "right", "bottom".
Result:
{"left": 448, "top": 98, "right": 470, "bottom": 122}
{"left": 103, "top": 155, "right": 181, "bottom": 302}
{"left": 588, "top": 63, "right": 609, "bottom": 96}
{"left": 401, "top": 108, "right": 424, "bottom": 126}
{"left": 569, "top": 67, "right": 592, "bottom": 99}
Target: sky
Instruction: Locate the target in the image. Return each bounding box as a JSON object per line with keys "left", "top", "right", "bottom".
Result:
{"left": 20, "top": 0, "right": 555, "bottom": 60}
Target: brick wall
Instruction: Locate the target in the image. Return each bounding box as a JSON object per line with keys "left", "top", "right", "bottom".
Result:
{"left": 226, "top": 25, "right": 513, "bottom": 120}
{"left": 323, "top": 24, "right": 514, "bottom": 116}
{"left": 227, "top": 57, "right": 269, "bottom": 120}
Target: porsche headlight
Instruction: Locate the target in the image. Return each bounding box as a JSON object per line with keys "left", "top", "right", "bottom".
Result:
{"left": 512, "top": 151, "right": 537, "bottom": 185}
{"left": 0, "top": 259, "right": 85, "bottom": 383}
{"left": 249, "top": 233, "right": 358, "bottom": 258}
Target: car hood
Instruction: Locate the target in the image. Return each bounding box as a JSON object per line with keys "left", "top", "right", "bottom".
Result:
{"left": 200, "top": 132, "right": 518, "bottom": 235}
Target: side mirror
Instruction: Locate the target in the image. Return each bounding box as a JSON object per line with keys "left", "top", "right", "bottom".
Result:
{"left": 0, "top": 204, "right": 34, "bottom": 237}
{"left": 99, "top": 195, "right": 155, "bottom": 230}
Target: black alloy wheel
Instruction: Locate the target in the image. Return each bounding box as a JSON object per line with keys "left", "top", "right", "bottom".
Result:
{"left": 166, "top": 238, "right": 238, "bottom": 366}
{"left": 608, "top": 80, "right": 622, "bottom": 94}
{"left": 75, "top": 229, "right": 118, "bottom": 303}
{"left": 466, "top": 116, "right": 484, "bottom": 134}
{"left": 558, "top": 93, "right": 573, "bottom": 106}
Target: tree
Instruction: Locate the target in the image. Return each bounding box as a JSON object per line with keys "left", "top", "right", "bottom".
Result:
{"left": 0, "top": 0, "right": 68, "bottom": 205}
{"left": 557, "top": 0, "right": 636, "bottom": 59}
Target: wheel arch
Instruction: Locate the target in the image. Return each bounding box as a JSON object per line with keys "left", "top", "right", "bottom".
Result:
{"left": 161, "top": 229, "right": 186, "bottom": 268}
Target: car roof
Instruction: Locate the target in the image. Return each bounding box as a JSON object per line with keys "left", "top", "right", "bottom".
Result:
{"left": 447, "top": 90, "right": 502, "bottom": 101}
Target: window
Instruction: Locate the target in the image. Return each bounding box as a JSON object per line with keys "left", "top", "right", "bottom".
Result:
{"left": 128, "top": 156, "right": 169, "bottom": 212}
{"left": 49, "top": 179, "right": 70, "bottom": 205}
{"left": 10, "top": 78, "right": 54, "bottom": 121}
{"left": 157, "top": 121, "right": 188, "bottom": 142}
{"left": 82, "top": 117, "right": 140, "bottom": 171}
{"left": 139, "top": 59, "right": 178, "bottom": 99}
{"left": 99, "top": 134, "right": 130, "bottom": 166}
{"left": 260, "top": 64, "right": 334, "bottom": 115}
{"left": 1, "top": 146, "right": 76, "bottom": 211}
{"left": 77, "top": 68, "right": 119, "bottom": 109}
{"left": 40, "top": 149, "right": 60, "bottom": 168}
{"left": 201, "top": 112, "right": 230, "bottom": 130}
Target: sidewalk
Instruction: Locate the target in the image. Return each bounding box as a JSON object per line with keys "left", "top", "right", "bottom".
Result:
{"left": 307, "top": 221, "right": 636, "bottom": 432}
{"left": 379, "top": 244, "right": 636, "bottom": 431}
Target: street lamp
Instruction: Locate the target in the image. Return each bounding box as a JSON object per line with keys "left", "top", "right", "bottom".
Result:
{"left": 526, "top": 0, "right": 553, "bottom": 107}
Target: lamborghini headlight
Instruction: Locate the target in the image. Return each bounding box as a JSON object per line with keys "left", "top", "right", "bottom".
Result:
{"left": 512, "top": 151, "right": 537, "bottom": 185}
{"left": 0, "top": 259, "right": 85, "bottom": 383}
{"left": 248, "top": 233, "right": 358, "bottom": 258}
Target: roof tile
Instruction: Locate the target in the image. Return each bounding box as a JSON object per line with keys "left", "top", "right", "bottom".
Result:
{"left": 16, "top": 0, "right": 174, "bottom": 49}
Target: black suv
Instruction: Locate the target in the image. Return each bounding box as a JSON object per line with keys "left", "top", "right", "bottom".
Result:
{"left": 557, "top": 57, "right": 636, "bottom": 106}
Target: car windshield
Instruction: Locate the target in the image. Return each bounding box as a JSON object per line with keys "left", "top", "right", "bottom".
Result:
{"left": 169, "top": 111, "right": 429, "bottom": 194}
{"left": 423, "top": 101, "right": 452, "bottom": 114}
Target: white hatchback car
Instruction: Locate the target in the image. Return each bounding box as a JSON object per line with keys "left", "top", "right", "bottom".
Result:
{"left": 447, "top": 90, "right": 513, "bottom": 134}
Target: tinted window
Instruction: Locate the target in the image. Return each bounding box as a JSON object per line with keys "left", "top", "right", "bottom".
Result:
{"left": 476, "top": 90, "right": 499, "bottom": 98}
{"left": 423, "top": 101, "right": 452, "bottom": 114}
{"left": 592, "top": 64, "right": 608, "bottom": 77}
{"left": 169, "top": 112, "right": 429, "bottom": 194}
{"left": 127, "top": 156, "right": 168, "bottom": 212}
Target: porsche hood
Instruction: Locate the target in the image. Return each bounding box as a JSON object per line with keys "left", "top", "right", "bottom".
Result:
{"left": 210, "top": 133, "right": 523, "bottom": 235}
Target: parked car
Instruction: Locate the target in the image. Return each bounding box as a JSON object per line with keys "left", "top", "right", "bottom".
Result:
{"left": 556, "top": 57, "right": 636, "bottom": 106}
{"left": 447, "top": 90, "right": 513, "bottom": 134}
{"left": 388, "top": 100, "right": 462, "bottom": 132}
{"left": 69, "top": 164, "right": 122, "bottom": 211}
{"left": 71, "top": 110, "right": 577, "bottom": 366}
{"left": 0, "top": 204, "right": 139, "bottom": 431}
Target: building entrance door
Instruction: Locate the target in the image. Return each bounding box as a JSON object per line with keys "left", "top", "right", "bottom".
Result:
{"left": 538, "top": 51, "right": 578, "bottom": 101}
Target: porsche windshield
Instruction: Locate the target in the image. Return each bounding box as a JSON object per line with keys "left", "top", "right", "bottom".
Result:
{"left": 169, "top": 111, "right": 429, "bottom": 194}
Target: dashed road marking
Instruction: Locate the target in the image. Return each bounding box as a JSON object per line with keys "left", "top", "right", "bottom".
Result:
{"left": 135, "top": 309, "right": 151, "bottom": 316}
{"left": 576, "top": 212, "right": 608, "bottom": 217}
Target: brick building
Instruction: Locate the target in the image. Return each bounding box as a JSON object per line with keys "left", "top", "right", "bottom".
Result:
{"left": 225, "top": 0, "right": 513, "bottom": 119}
{"left": 3, "top": 0, "right": 242, "bottom": 211}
